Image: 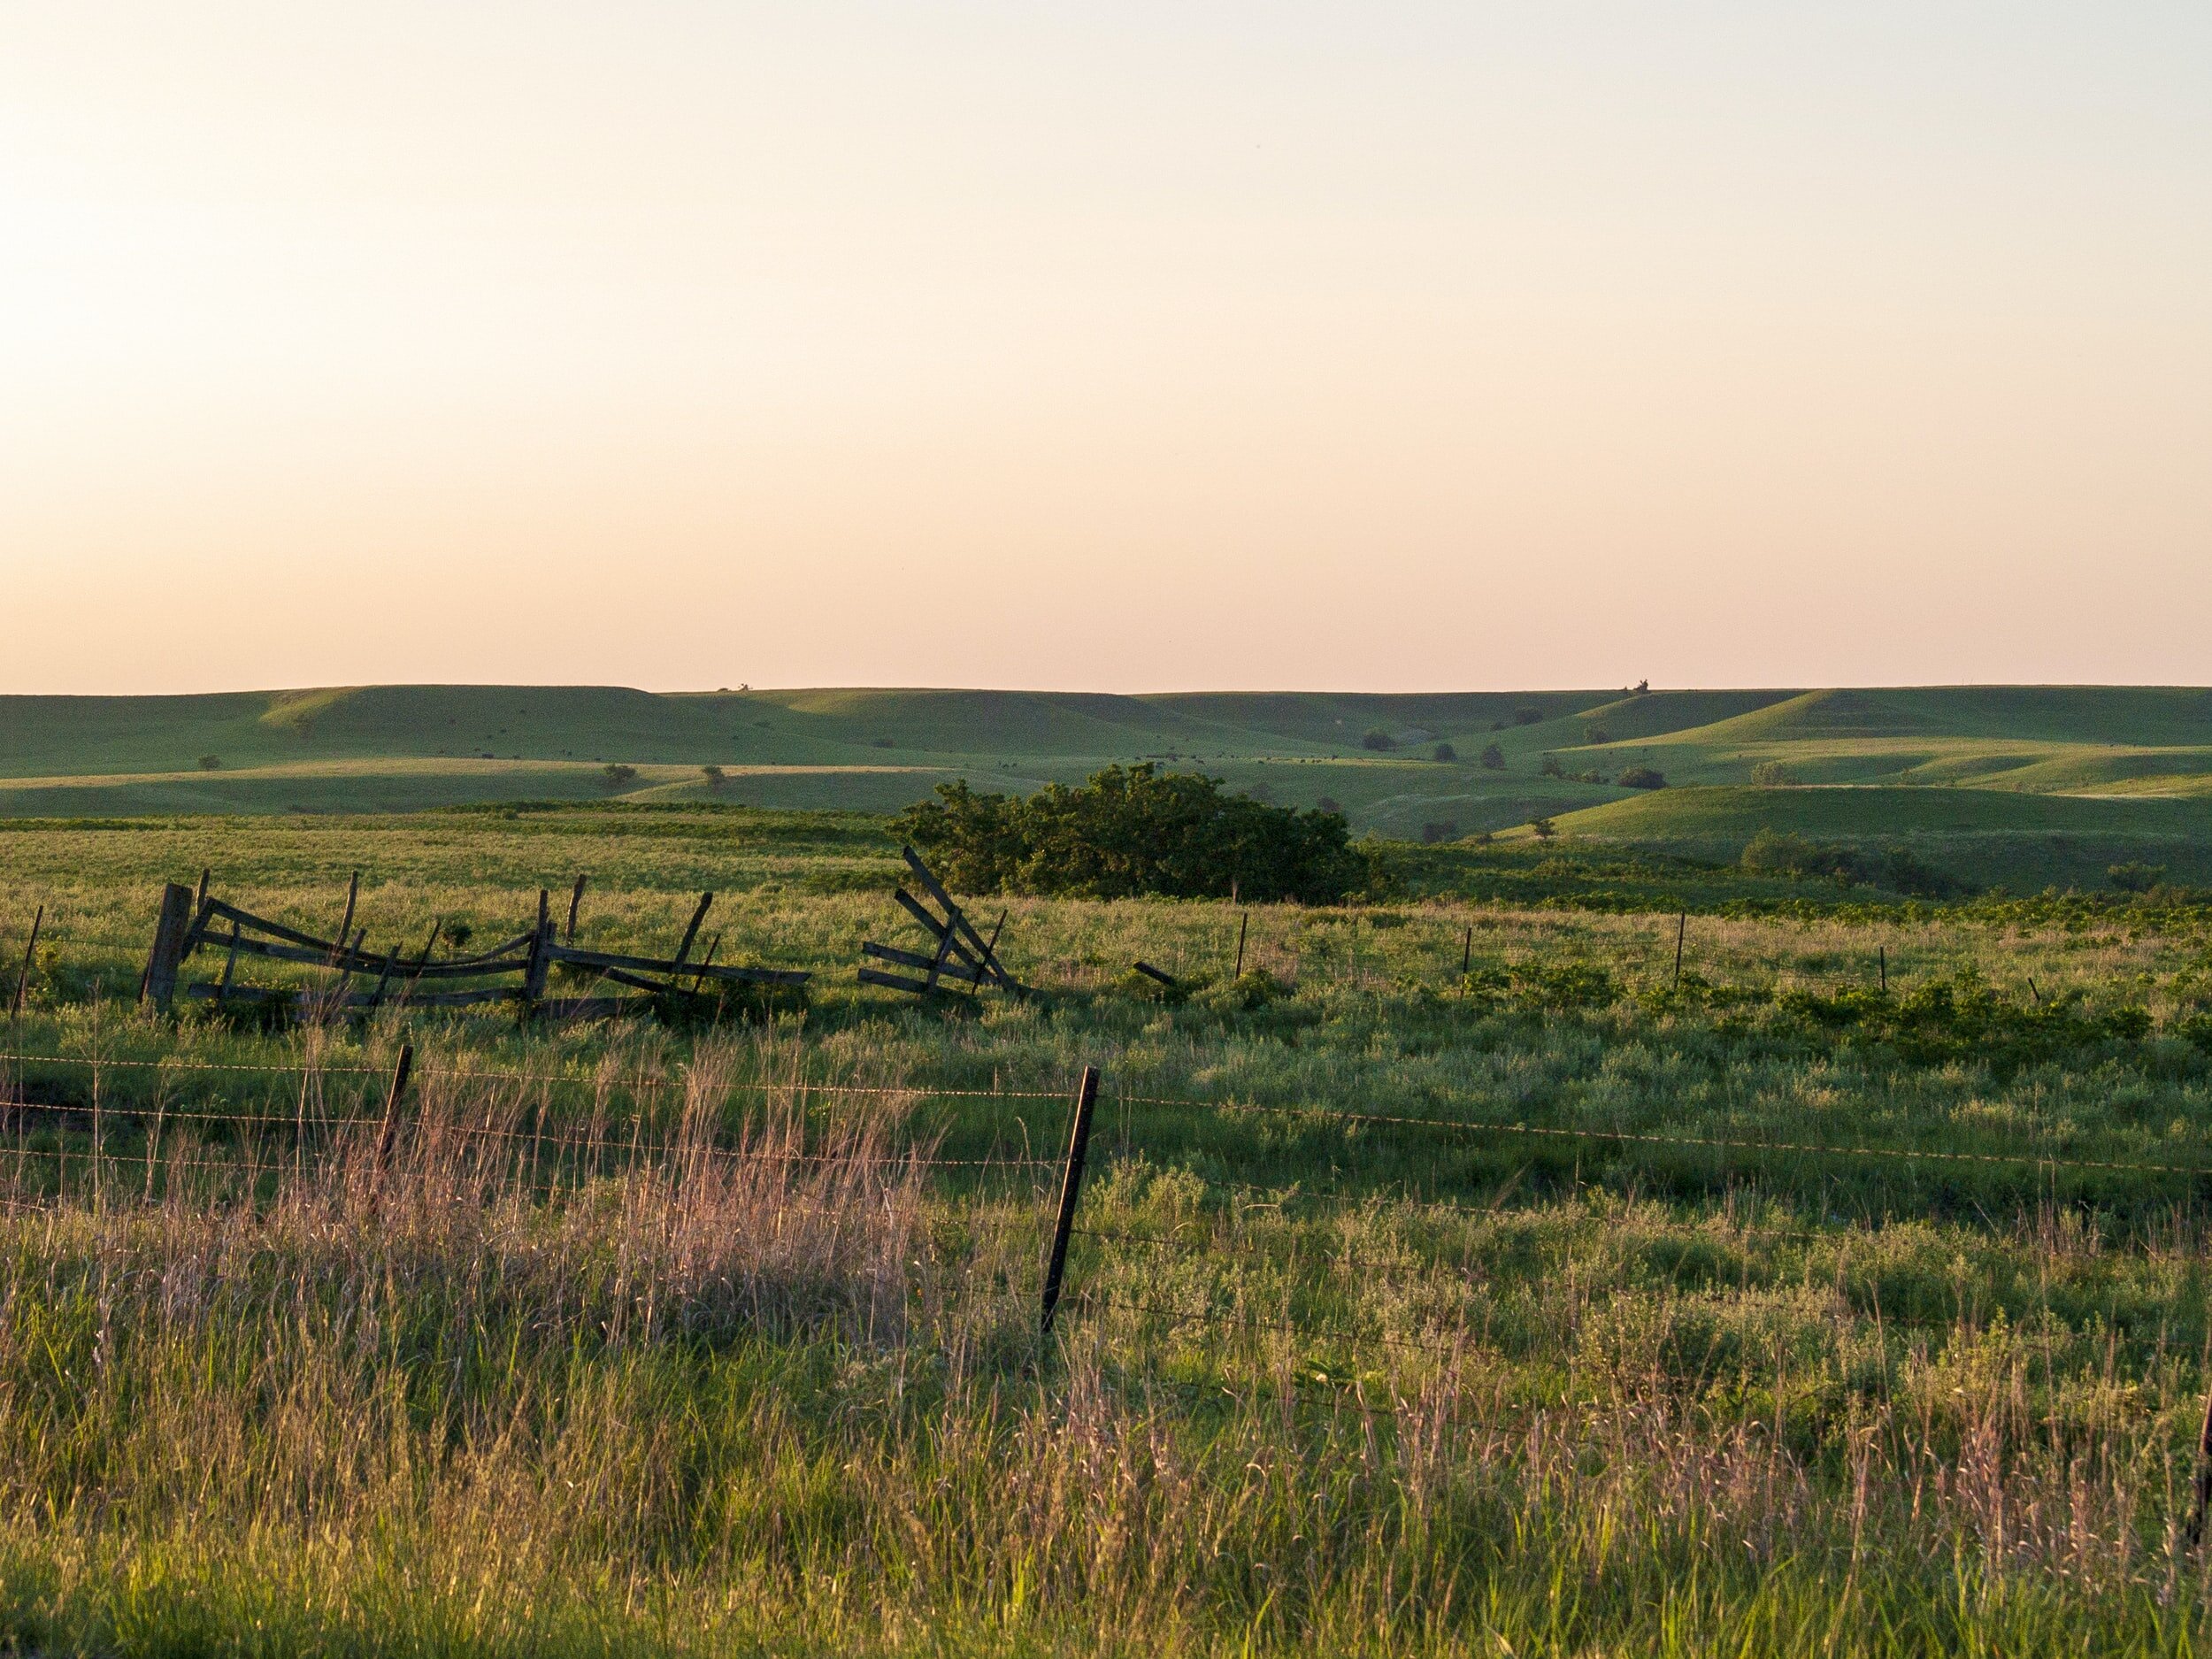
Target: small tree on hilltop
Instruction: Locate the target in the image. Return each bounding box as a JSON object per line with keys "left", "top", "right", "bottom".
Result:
{"left": 603, "top": 763, "right": 638, "bottom": 788}
{"left": 1479, "top": 742, "right": 1506, "bottom": 771}
{"left": 1432, "top": 741, "right": 1457, "bottom": 762}
{"left": 1529, "top": 817, "right": 1556, "bottom": 840}
{"left": 1360, "top": 729, "right": 1397, "bottom": 752}
{"left": 197, "top": 755, "right": 221, "bottom": 771}
{"left": 1617, "top": 766, "right": 1665, "bottom": 789}
{"left": 701, "top": 764, "right": 726, "bottom": 792}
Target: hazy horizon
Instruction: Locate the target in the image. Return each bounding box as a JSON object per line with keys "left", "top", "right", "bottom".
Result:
{"left": 7, "top": 4, "right": 2208, "bottom": 696}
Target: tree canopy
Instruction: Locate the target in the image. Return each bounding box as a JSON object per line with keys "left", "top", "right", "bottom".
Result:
{"left": 894, "top": 764, "right": 1371, "bottom": 902}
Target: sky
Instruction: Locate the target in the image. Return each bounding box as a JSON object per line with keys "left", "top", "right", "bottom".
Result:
{"left": 4, "top": 3, "right": 2208, "bottom": 695}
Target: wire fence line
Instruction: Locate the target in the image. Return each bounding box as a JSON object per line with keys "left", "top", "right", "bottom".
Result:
{"left": 7, "top": 1042, "right": 2212, "bottom": 1185}
{"left": 0, "top": 1048, "right": 1073, "bottom": 1100}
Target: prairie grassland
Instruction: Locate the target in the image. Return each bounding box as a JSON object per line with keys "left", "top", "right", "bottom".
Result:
{"left": 4, "top": 812, "right": 2212, "bottom": 1652}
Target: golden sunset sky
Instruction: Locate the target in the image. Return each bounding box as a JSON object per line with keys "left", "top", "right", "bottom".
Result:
{"left": 4, "top": 4, "right": 2208, "bottom": 693}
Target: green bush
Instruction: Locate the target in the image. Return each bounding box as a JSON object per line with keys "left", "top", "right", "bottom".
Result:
{"left": 196, "top": 755, "right": 221, "bottom": 771}
{"left": 2108, "top": 862, "right": 2167, "bottom": 894}
{"left": 1749, "top": 760, "right": 1801, "bottom": 787}
{"left": 1512, "top": 707, "right": 1542, "bottom": 726}
{"left": 602, "top": 763, "right": 638, "bottom": 788}
{"left": 1432, "top": 741, "right": 1456, "bottom": 762}
{"left": 700, "top": 764, "right": 726, "bottom": 791}
{"left": 894, "top": 764, "right": 1372, "bottom": 902}
{"left": 1617, "top": 766, "right": 1665, "bottom": 789}
{"left": 1479, "top": 743, "right": 1506, "bottom": 770}
{"left": 1740, "top": 828, "right": 1960, "bottom": 899}
{"left": 1359, "top": 729, "right": 1396, "bottom": 752}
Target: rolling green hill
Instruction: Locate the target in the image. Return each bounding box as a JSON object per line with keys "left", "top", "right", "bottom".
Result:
{"left": 4, "top": 683, "right": 2208, "bottom": 891}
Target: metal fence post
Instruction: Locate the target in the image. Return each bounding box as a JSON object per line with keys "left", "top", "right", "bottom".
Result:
{"left": 1039, "top": 1064, "right": 1101, "bottom": 1336}
{"left": 371, "top": 1041, "right": 415, "bottom": 1210}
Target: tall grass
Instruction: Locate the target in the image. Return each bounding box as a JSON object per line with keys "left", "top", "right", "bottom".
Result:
{"left": 3, "top": 1044, "right": 2212, "bottom": 1652}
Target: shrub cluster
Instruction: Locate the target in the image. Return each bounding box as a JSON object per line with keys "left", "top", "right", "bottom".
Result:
{"left": 894, "top": 764, "right": 1372, "bottom": 902}
{"left": 1740, "top": 828, "right": 1960, "bottom": 898}
{"left": 1770, "top": 971, "right": 2153, "bottom": 1068}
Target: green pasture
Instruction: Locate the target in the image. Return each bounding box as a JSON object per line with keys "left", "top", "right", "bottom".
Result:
{"left": 8, "top": 685, "right": 2212, "bottom": 905}
{"left": 4, "top": 807, "right": 2212, "bottom": 1651}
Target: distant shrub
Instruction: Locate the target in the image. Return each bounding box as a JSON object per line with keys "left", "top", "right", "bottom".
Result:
{"left": 1749, "top": 760, "right": 1801, "bottom": 787}
{"left": 1583, "top": 725, "right": 1611, "bottom": 745}
{"left": 1420, "top": 820, "right": 1459, "bottom": 844}
{"left": 872, "top": 737, "right": 895, "bottom": 749}
{"left": 196, "top": 755, "right": 221, "bottom": 771}
{"left": 1529, "top": 817, "right": 1556, "bottom": 840}
{"left": 1432, "top": 741, "right": 1457, "bottom": 763}
{"left": 1315, "top": 795, "right": 1343, "bottom": 815}
{"left": 1740, "top": 828, "right": 1960, "bottom": 898}
{"left": 1479, "top": 743, "right": 1506, "bottom": 770}
{"left": 442, "top": 920, "right": 474, "bottom": 950}
{"left": 1488, "top": 719, "right": 1507, "bottom": 731}
{"left": 1512, "top": 707, "right": 1542, "bottom": 726}
{"left": 895, "top": 764, "right": 1371, "bottom": 902}
{"left": 602, "top": 764, "right": 639, "bottom": 788}
{"left": 1617, "top": 766, "right": 1666, "bottom": 789}
{"left": 2108, "top": 862, "right": 2167, "bottom": 894}
{"left": 700, "top": 764, "right": 726, "bottom": 792}
{"left": 1360, "top": 729, "right": 1397, "bottom": 752}
{"left": 1540, "top": 755, "right": 1563, "bottom": 778}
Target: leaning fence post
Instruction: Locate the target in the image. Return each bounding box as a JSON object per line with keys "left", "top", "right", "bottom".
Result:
{"left": 142, "top": 883, "right": 196, "bottom": 1010}
{"left": 1672, "top": 911, "right": 1687, "bottom": 988}
{"left": 12, "top": 904, "right": 42, "bottom": 1018}
{"left": 372, "top": 1041, "right": 415, "bottom": 1207}
{"left": 1039, "top": 1064, "right": 1101, "bottom": 1336}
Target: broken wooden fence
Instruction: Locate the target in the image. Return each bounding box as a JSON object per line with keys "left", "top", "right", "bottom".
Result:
{"left": 857, "top": 847, "right": 1025, "bottom": 999}
{"left": 143, "top": 877, "right": 807, "bottom": 1021}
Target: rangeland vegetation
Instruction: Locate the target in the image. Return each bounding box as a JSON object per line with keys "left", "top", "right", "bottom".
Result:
{"left": 3, "top": 798, "right": 2212, "bottom": 1654}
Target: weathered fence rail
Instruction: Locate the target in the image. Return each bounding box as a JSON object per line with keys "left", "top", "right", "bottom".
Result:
{"left": 139, "top": 876, "right": 810, "bottom": 1023}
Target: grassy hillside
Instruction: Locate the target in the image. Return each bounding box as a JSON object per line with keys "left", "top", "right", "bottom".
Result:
{"left": 5, "top": 683, "right": 2210, "bottom": 891}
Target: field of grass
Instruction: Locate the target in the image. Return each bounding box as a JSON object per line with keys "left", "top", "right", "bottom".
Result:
{"left": 8, "top": 683, "right": 2212, "bottom": 897}
{"left": 4, "top": 806, "right": 2212, "bottom": 1653}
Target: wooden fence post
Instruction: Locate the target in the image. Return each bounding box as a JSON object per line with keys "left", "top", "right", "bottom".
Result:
{"left": 565, "top": 875, "right": 588, "bottom": 943}
{"left": 521, "top": 890, "right": 552, "bottom": 1009}
{"left": 1234, "top": 911, "right": 1248, "bottom": 979}
{"left": 1460, "top": 924, "right": 1471, "bottom": 977}
{"left": 1672, "top": 912, "right": 1687, "bottom": 988}
{"left": 332, "top": 872, "right": 360, "bottom": 966}
{"left": 1878, "top": 945, "right": 1887, "bottom": 993}
{"left": 1039, "top": 1064, "right": 1101, "bottom": 1336}
{"left": 142, "top": 883, "right": 196, "bottom": 1010}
